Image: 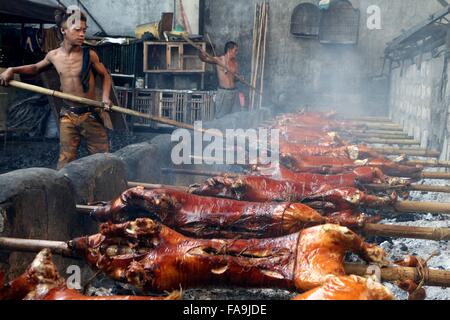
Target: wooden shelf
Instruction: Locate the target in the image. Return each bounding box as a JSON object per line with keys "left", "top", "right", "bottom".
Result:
{"left": 143, "top": 41, "right": 206, "bottom": 73}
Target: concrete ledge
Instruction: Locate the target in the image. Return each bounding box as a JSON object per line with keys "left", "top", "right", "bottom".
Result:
{"left": 0, "top": 168, "right": 83, "bottom": 280}
{"left": 115, "top": 142, "right": 162, "bottom": 183}
{"left": 58, "top": 153, "right": 128, "bottom": 205}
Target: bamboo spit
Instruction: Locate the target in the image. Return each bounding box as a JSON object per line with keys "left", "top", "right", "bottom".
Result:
{"left": 1, "top": 237, "right": 449, "bottom": 287}
{"left": 127, "top": 181, "right": 188, "bottom": 191}
{"left": 344, "top": 130, "right": 411, "bottom": 138}
{"left": 350, "top": 133, "right": 413, "bottom": 140}
{"left": 161, "top": 168, "right": 238, "bottom": 177}
{"left": 343, "top": 117, "right": 393, "bottom": 123}
{"left": 360, "top": 224, "right": 450, "bottom": 241}
{"left": 128, "top": 180, "right": 450, "bottom": 195}
{"left": 131, "top": 180, "right": 450, "bottom": 196}
{"left": 421, "top": 172, "right": 450, "bottom": 180}
{"left": 354, "top": 123, "right": 404, "bottom": 131}
{"left": 128, "top": 179, "right": 450, "bottom": 196}
{"left": 406, "top": 159, "right": 450, "bottom": 168}
{"left": 394, "top": 201, "right": 450, "bottom": 214}
{"left": 358, "top": 138, "right": 421, "bottom": 146}
{"left": 74, "top": 203, "right": 450, "bottom": 241}
{"left": 76, "top": 199, "right": 450, "bottom": 217}
{"left": 372, "top": 147, "right": 440, "bottom": 158}
{"left": 161, "top": 167, "right": 450, "bottom": 181}
{"left": 343, "top": 264, "right": 450, "bottom": 288}
{"left": 364, "top": 122, "right": 403, "bottom": 132}
{"left": 365, "top": 183, "right": 450, "bottom": 194}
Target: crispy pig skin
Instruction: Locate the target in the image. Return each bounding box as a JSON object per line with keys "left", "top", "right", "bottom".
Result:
{"left": 293, "top": 275, "right": 394, "bottom": 300}
{"left": 280, "top": 154, "right": 422, "bottom": 177}
{"left": 190, "top": 176, "right": 395, "bottom": 211}
{"left": 253, "top": 164, "right": 409, "bottom": 187}
{"left": 0, "top": 249, "right": 178, "bottom": 300}
{"left": 70, "top": 219, "right": 390, "bottom": 297}
{"left": 91, "top": 187, "right": 379, "bottom": 238}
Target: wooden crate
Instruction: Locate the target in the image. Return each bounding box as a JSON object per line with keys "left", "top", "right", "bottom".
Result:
{"left": 190, "top": 92, "right": 215, "bottom": 123}
{"left": 157, "top": 91, "right": 188, "bottom": 123}
{"left": 133, "top": 89, "right": 157, "bottom": 128}
{"left": 128, "top": 89, "right": 216, "bottom": 128}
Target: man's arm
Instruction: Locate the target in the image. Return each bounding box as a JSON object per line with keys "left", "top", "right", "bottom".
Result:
{"left": 198, "top": 50, "right": 220, "bottom": 65}
{"left": 0, "top": 54, "right": 53, "bottom": 86}
{"left": 90, "top": 50, "right": 112, "bottom": 109}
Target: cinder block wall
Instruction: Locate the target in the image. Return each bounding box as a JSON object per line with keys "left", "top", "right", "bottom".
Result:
{"left": 389, "top": 47, "right": 450, "bottom": 158}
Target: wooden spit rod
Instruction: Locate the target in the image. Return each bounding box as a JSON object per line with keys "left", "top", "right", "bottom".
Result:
{"left": 1, "top": 237, "right": 449, "bottom": 287}
{"left": 74, "top": 204, "right": 450, "bottom": 241}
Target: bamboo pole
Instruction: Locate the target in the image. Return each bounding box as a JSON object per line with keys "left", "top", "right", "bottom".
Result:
{"left": 251, "top": 3, "right": 263, "bottom": 110}
{"left": 0, "top": 237, "right": 449, "bottom": 287}
{"left": 160, "top": 167, "right": 450, "bottom": 181}
{"left": 372, "top": 147, "right": 440, "bottom": 157}
{"left": 394, "top": 201, "right": 450, "bottom": 214}
{"left": 8, "top": 80, "right": 199, "bottom": 131}
{"left": 128, "top": 181, "right": 189, "bottom": 191}
{"left": 406, "top": 159, "right": 450, "bottom": 168}
{"left": 355, "top": 123, "right": 403, "bottom": 131}
{"left": 130, "top": 179, "right": 450, "bottom": 195}
{"left": 344, "top": 130, "right": 411, "bottom": 137}
{"left": 344, "top": 264, "right": 450, "bottom": 288}
{"left": 350, "top": 133, "right": 413, "bottom": 140}
{"left": 76, "top": 205, "right": 96, "bottom": 214}
{"left": 258, "top": 2, "right": 269, "bottom": 110}
{"left": 250, "top": 2, "right": 258, "bottom": 110}
{"left": 421, "top": 172, "right": 450, "bottom": 180}
{"left": 0, "top": 237, "right": 72, "bottom": 257}
{"left": 364, "top": 183, "right": 450, "bottom": 194}
{"left": 161, "top": 168, "right": 238, "bottom": 177}
{"left": 361, "top": 224, "right": 450, "bottom": 241}
{"left": 358, "top": 138, "right": 421, "bottom": 146}
{"left": 74, "top": 202, "right": 450, "bottom": 241}
{"left": 344, "top": 117, "right": 393, "bottom": 123}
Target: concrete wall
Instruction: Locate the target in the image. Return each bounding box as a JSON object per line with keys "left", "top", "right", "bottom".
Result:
{"left": 204, "top": 0, "right": 443, "bottom": 116}
{"left": 53, "top": 0, "right": 172, "bottom": 36}
{"left": 389, "top": 53, "right": 447, "bottom": 150}
{"left": 389, "top": 47, "right": 450, "bottom": 159}
{"left": 33, "top": 0, "right": 200, "bottom": 36}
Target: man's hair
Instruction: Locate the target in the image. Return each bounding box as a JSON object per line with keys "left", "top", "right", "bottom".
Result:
{"left": 224, "top": 41, "right": 238, "bottom": 54}
{"left": 55, "top": 8, "right": 87, "bottom": 28}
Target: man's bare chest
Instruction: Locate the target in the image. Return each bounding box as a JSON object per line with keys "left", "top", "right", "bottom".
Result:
{"left": 217, "top": 61, "right": 237, "bottom": 74}
{"left": 52, "top": 55, "right": 83, "bottom": 79}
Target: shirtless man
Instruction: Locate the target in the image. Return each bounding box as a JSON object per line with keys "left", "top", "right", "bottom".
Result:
{"left": 0, "top": 9, "right": 112, "bottom": 169}
{"left": 199, "top": 41, "right": 240, "bottom": 118}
